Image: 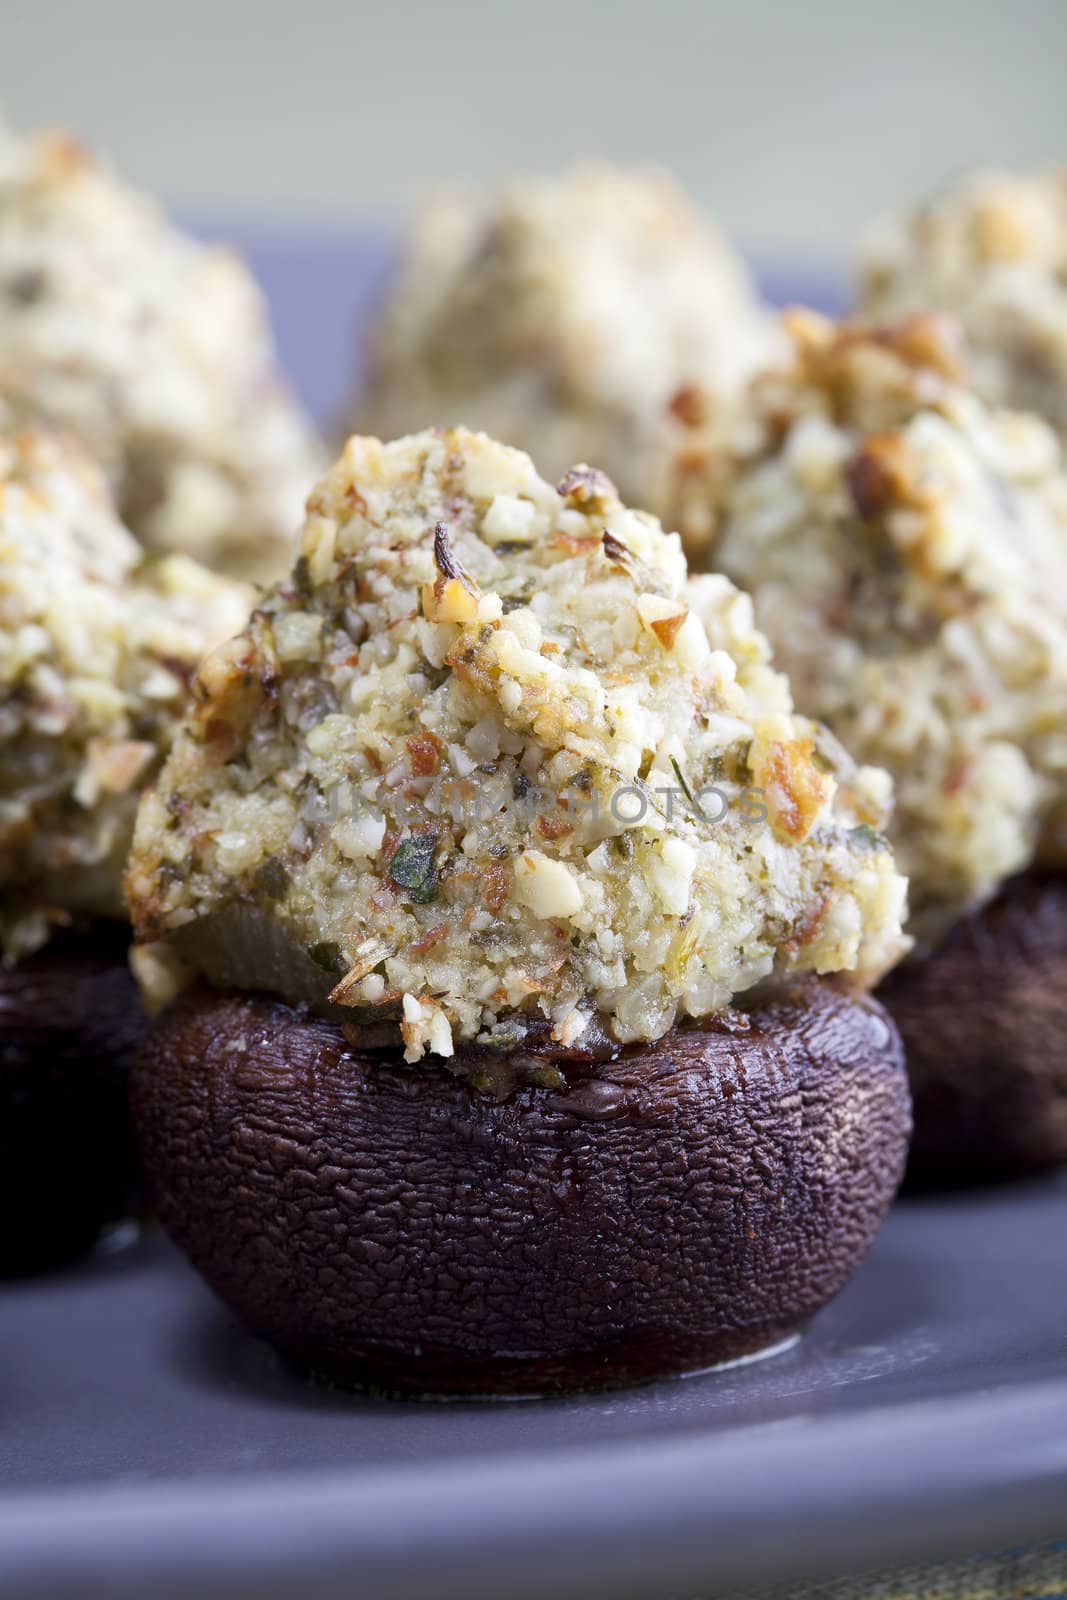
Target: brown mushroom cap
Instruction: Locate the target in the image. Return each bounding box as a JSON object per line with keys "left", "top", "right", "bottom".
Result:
{"left": 0, "top": 926, "right": 145, "bottom": 1275}
{"left": 132, "top": 977, "right": 910, "bottom": 1395}
{"left": 880, "top": 873, "right": 1067, "bottom": 1187}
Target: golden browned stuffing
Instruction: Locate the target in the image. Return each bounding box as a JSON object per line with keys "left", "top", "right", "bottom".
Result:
{"left": 0, "top": 124, "right": 322, "bottom": 580}
{"left": 127, "top": 427, "right": 908, "bottom": 1060}
{"left": 0, "top": 429, "right": 249, "bottom": 961}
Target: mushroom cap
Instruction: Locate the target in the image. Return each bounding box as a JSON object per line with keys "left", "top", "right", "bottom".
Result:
{"left": 132, "top": 976, "right": 910, "bottom": 1394}
{"left": 0, "top": 429, "right": 248, "bottom": 961}
{"left": 127, "top": 427, "right": 908, "bottom": 1059}
{"left": 0, "top": 925, "right": 145, "bottom": 1275}
{"left": 880, "top": 872, "right": 1067, "bottom": 1185}
{"left": 0, "top": 125, "right": 322, "bottom": 579}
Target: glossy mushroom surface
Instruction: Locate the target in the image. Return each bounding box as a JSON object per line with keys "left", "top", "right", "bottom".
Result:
{"left": 880, "top": 874, "right": 1067, "bottom": 1187}
{"left": 133, "top": 977, "right": 910, "bottom": 1396}
{"left": 0, "top": 926, "right": 145, "bottom": 1274}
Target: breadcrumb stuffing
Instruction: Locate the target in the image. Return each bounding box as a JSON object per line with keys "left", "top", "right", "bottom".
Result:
{"left": 858, "top": 167, "right": 1067, "bottom": 439}
{"left": 353, "top": 165, "right": 779, "bottom": 529}
{"left": 680, "top": 311, "right": 1067, "bottom": 944}
{"left": 0, "top": 429, "right": 250, "bottom": 962}
{"left": 0, "top": 124, "right": 322, "bottom": 580}
{"left": 127, "top": 427, "right": 908, "bottom": 1060}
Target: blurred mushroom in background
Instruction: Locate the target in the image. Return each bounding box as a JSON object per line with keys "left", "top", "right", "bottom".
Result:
{"left": 857, "top": 167, "right": 1067, "bottom": 441}
{"left": 351, "top": 164, "right": 780, "bottom": 524}
{"left": 0, "top": 122, "right": 324, "bottom": 582}
{"left": 0, "top": 427, "right": 250, "bottom": 1272}
{"left": 670, "top": 310, "right": 1067, "bottom": 1181}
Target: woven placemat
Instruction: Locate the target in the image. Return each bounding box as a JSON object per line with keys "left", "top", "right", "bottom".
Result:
{"left": 718, "top": 1540, "right": 1067, "bottom": 1600}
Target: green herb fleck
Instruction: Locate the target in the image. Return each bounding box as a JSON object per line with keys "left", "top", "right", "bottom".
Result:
{"left": 849, "top": 824, "right": 886, "bottom": 851}
{"left": 253, "top": 858, "right": 290, "bottom": 901}
{"left": 389, "top": 835, "right": 440, "bottom": 904}
{"left": 7, "top": 268, "right": 45, "bottom": 306}
{"left": 670, "top": 757, "right": 707, "bottom": 821}
{"left": 308, "top": 940, "right": 346, "bottom": 974}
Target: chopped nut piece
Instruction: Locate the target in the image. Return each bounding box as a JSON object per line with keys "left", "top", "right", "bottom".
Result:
{"left": 406, "top": 733, "right": 442, "bottom": 777}
{"left": 601, "top": 529, "right": 633, "bottom": 568}
{"left": 422, "top": 576, "right": 480, "bottom": 626}
{"left": 86, "top": 738, "right": 156, "bottom": 795}
{"left": 636, "top": 594, "right": 691, "bottom": 652}
{"left": 513, "top": 851, "right": 584, "bottom": 920}
{"left": 328, "top": 938, "right": 392, "bottom": 1002}
{"left": 750, "top": 728, "right": 832, "bottom": 846}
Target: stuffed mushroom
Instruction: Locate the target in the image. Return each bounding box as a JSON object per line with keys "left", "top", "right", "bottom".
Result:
{"left": 126, "top": 427, "right": 911, "bottom": 1394}
{"left": 857, "top": 167, "right": 1067, "bottom": 441}
{"left": 0, "top": 122, "right": 322, "bottom": 581}
{"left": 672, "top": 311, "right": 1067, "bottom": 1181}
{"left": 0, "top": 429, "right": 248, "bottom": 1271}
{"left": 352, "top": 165, "right": 778, "bottom": 530}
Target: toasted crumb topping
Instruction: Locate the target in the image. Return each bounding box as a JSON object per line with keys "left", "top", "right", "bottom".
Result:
{"left": 859, "top": 167, "right": 1067, "bottom": 437}
{"left": 0, "top": 430, "right": 250, "bottom": 961}
{"left": 682, "top": 311, "right": 1067, "bottom": 943}
{"left": 353, "top": 165, "right": 778, "bottom": 528}
{"left": 0, "top": 124, "right": 322, "bottom": 580}
{"left": 127, "top": 427, "right": 908, "bottom": 1060}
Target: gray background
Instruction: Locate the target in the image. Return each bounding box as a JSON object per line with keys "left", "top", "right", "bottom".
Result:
{"left": 5, "top": 0, "right": 1067, "bottom": 263}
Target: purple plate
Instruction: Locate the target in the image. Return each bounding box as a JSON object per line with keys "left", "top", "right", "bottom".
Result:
{"left": 0, "top": 234, "right": 1062, "bottom": 1600}
{"left": 189, "top": 223, "right": 849, "bottom": 435}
